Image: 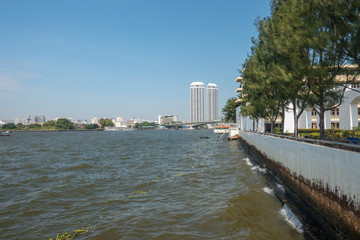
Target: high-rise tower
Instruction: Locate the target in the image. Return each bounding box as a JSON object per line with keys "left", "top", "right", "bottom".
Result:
{"left": 190, "top": 82, "right": 205, "bottom": 122}
{"left": 207, "top": 83, "right": 218, "bottom": 121}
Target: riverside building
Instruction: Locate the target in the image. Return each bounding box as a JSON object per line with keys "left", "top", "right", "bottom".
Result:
{"left": 207, "top": 83, "right": 218, "bottom": 121}
{"left": 190, "top": 82, "right": 205, "bottom": 122}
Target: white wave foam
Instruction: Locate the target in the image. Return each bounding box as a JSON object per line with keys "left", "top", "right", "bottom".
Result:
{"left": 280, "top": 205, "right": 304, "bottom": 233}
{"left": 263, "top": 187, "right": 274, "bottom": 196}
{"left": 277, "top": 184, "right": 285, "bottom": 193}
{"left": 243, "top": 157, "right": 253, "bottom": 167}
{"left": 250, "top": 165, "right": 266, "bottom": 173}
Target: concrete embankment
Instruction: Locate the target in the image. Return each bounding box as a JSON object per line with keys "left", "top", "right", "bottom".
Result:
{"left": 238, "top": 130, "right": 360, "bottom": 239}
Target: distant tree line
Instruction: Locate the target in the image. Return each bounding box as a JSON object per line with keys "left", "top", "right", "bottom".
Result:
{"left": 238, "top": 0, "right": 360, "bottom": 139}
{"left": 1, "top": 118, "right": 101, "bottom": 131}
{"left": 134, "top": 121, "right": 157, "bottom": 129}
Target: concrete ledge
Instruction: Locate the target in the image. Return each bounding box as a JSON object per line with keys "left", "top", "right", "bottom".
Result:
{"left": 239, "top": 130, "right": 360, "bottom": 239}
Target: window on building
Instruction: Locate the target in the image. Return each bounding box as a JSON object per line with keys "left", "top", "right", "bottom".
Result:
{"left": 331, "top": 122, "right": 340, "bottom": 129}
{"left": 312, "top": 123, "right": 317, "bottom": 129}
{"left": 358, "top": 107, "right": 360, "bottom": 116}
{"left": 311, "top": 110, "right": 317, "bottom": 116}
{"left": 331, "top": 108, "right": 339, "bottom": 116}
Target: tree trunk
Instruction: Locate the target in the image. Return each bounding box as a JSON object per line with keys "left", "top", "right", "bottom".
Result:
{"left": 270, "top": 109, "right": 274, "bottom": 134}
{"left": 293, "top": 99, "right": 298, "bottom": 138}
{"left": 281, "top": 106, "right": 285, "bottom": 135}
{"left": 319, "top": 107, "right": 325, "bottom": 140}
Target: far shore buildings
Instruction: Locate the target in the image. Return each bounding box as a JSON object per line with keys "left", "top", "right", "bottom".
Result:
{"left": 190, "top": 82, "right": 218, "bottom": 122}
{"left": 33, "top": 115, "right": 46, "bottom": 124}
{"left": 158, "top": 115, "right": 178, "bottom": 125}
{"left": 235, "top": 65, "right": 360, "bottom": 132}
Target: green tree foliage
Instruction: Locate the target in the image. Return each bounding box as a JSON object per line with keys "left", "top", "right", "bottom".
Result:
{"left": 43, "top": 120, "right": 56, "bottom": 128}
{"left": 222, "top": 97, "right": 240, "bottom": 122}
{"left": 268, "top": 0, "right": 311, "bottom": 136}
{"left": 55, "top": 118, "right": 75, "bottom": 130}
{"left": 302, "top": 0, "right": 350, "bottom": 139}
{"left": 241, "top": 0, "right": 359, "bottom": 139}
{"left": 332, "top": 0, "right": 360, "bottom": 67}
{"left": 1, "top": 123, "right": 16, "bottom": 130}
{"left": 99, "top": 118, "right": 115, "bottom": 127}
{"left": 134, "top": 121, "right": 157, "bottom": 129}
{"left": 26, "top": 124, "right": 42, "bottom": 129}
{"left": 42, "top": 120, "right": 56, "bottom": 129}
{"left": 83, "top": 124, "right": 100, "bottom": 129}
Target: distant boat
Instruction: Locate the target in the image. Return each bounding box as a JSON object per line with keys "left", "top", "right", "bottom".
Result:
{"left": 0, "top": 131, "right": 11, "bottom": 136}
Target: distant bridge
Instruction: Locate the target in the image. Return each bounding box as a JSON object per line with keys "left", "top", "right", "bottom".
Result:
{"left": 161, "top": 121, "right": 222, "bottom": 128}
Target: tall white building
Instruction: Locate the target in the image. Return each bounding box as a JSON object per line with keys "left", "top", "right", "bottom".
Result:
{"left": 190, "top": 82, "right": 205, "bottom": 122}
{"left": 207, "top": 83, "right": 218, "bottom": 121}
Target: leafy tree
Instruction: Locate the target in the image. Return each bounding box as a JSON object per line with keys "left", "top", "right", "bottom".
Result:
{"left": 241, "top": 0, "right": 358, "bottom": 139}
{"left": 83, "top": 124, "right": 100, "bottom": 129}
{"left": 268, "top": 0, "right": 311, "bottom": 136}
{"left": 134, "top": 121, "right": 157, "bottom": 129}
{"left": 241, "top": 17, "right": 290, "bottom": 133}
{"left": 26, "top": 124, "right": 42, "bottom": 129}
{"left": 332, "top": 0, "right": 360, "bottom": 67}
{"left": 43, "top": 120, "right": 56, "bottom": 129}
{"left": 99, "top": 118, "right": 115, "bottom": 127}
{"left": 2, "top": 123, "right": 16, "bottom": 130}
{"left": 302, "top": 0, "right": 351, "bottom": 139}
{"left": 222, "top": 97, "right": 240, "bottom": 122}
{"left": 55, "top": 118, "right": 75, "bottom": 130}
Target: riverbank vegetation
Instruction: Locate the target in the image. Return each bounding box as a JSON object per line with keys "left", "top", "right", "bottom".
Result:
{"left": 134, "top": 121, "right": 158, "bottom": 129}
{"left": 298, "top": 127, "right": 360, "bottom": 142}
{"left": 1, "top": 118, "right": 101, "bottom": 131}
{"left": 239, "top": 0, "right": 360, "bottom": 140}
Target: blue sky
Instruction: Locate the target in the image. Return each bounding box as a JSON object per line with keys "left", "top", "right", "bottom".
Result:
{"left": 0, "top": 0, "right": 270, "bottom": 121}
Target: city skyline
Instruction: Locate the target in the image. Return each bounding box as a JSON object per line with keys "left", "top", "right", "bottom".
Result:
{"left": 0, "top": 1, "right": 271, "bottom": 121}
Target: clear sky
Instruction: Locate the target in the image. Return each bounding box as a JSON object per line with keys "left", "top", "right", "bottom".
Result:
{"left": 0, "top": 0, "right": 270, "bottom": 122}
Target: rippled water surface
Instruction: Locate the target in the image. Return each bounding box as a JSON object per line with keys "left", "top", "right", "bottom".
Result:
{"left": 0, "top": 130, "right": 305, "bottom": 239}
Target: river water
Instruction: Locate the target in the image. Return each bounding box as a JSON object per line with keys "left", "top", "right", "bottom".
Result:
{"left": 0, "top": 130, "right": 305, "bottom": 239}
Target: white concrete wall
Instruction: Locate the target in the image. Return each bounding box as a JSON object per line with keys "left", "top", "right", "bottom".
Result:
{"left": 239, "top": 131, "right": 360, "bottom": 207}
